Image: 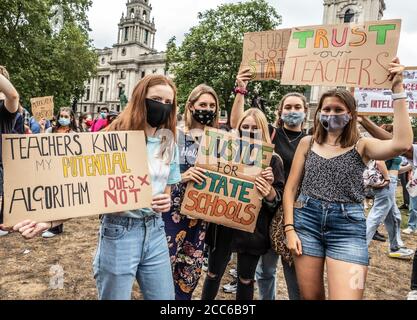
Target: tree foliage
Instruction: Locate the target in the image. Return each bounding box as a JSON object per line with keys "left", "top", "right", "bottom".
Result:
{"left": 0, "top": 0, "right": 97, "bottom": 112}
{"left": 166, "top": 0, "right": 306, "bottom": 123}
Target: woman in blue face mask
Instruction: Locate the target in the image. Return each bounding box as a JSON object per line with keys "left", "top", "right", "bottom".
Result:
{"left": 45, "top": 107, "right": 78, "bottom": 134}
{"left": 41, "top": 107, "right": 78, "bottom": 238}
{"left": 283, "top": 57, "right": 413, "bottom": 300}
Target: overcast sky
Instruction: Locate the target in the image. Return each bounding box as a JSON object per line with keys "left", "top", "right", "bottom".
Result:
{"left": 88, "top": 0, "right": 416, "bottom": 66}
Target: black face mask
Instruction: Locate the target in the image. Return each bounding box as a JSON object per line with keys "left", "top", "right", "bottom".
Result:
{"left": 239, "top": 130, "right": 262, "bottom": 140}
{"left": 192, "top": 109, "right": 216, "bottom": 125}
{"left": 146, "top": 99, "right": 173, "bottom": 128}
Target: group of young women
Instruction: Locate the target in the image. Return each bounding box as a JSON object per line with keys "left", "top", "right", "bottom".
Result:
{"left": 4, "top": 57, "right": 415, "bottom": 300}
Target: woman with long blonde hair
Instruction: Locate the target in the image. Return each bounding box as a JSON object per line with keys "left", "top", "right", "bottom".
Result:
{"left": 163, "top": 84, "right": 220, "bottom": 300}
{"left": 202, "top": 108, "right": 284, "bottom": 300}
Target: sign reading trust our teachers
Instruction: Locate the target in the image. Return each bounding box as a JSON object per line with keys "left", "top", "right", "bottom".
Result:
{"left": 281, "top": 19, "right": 402, "bottom": 89}
{"left": 1, "top": 131, "right": 153, "bottom": 227}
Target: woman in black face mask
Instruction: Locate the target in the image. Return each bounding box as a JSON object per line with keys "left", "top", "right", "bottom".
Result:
{"left": 163, "top": 84, "right": 220, "bottom": 300}
{"left": 201, "top": 108, "right": 284, "bottom": 301}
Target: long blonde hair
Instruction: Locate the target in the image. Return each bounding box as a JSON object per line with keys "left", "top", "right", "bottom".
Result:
{"left": 236, "top": 108, "right": 272, "bottom": 144}
{"left": 184, "top": 84, "right": 220, "bottom": 130}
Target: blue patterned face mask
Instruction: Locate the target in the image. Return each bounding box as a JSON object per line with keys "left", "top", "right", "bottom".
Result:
{"left": 281, "top": 112, "right": 305, "bottom": 127}
{"left": 319, "top": 113, "right": 351, "bottom": 132}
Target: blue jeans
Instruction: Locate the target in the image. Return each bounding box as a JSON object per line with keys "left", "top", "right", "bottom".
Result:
{"left": 294, "top": 194, "right": 368, "bottom": 266}
{"left": 408, "top": 195, "right": 417, "bottom": 231}
{"left": 93, "top": 214, "right": 174, "bottom": 300}
{"left": 255, "top": 249, "right": 300, "bottom": 300}
{"left": 366, "top": 176, "right": 404, "bottom": 251}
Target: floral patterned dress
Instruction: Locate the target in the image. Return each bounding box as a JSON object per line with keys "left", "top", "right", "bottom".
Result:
{"left": 163, "top": 129, "right": 208, "bottom": 300}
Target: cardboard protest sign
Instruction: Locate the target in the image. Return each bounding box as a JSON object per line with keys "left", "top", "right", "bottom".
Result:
{"left": 241, "top": 29, "right": 292, "bottom": 80}
{"left": 281, "top": 19, "right": 401, "bottom": 89}
{"left": 355, "top": 67, "right": 417, "bottom": 115}
{"left": 2, "top": 131, "right": 153, "bottom": 227}
{"left": 30, "top": 96, "right": 54, "bottom": 121}
{"left": 180, "top": 128, "right": 274, "bottom": 233}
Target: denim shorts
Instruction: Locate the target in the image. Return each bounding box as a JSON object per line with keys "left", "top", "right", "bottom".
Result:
{"left": 294, "top": 194, "right": 369, "bottom": 266}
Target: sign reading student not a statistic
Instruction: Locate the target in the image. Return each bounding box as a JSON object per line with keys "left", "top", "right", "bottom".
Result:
{"left": 180, "top": 128, "right": 274, "bottom": 233}
{"left": 281, "top": 19, "right": 402, "bottom": 89}
{"left": 241, "top": 28, "right": 292, "bottom": 81}
{"left": 1, "top": 131, "right": 153, "bottom": 227}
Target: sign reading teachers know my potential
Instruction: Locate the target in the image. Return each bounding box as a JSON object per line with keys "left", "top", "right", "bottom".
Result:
{"left": 180, "top": 128, "right": 274, "bottom": 233}
{"left": 241, "top": 28, "right": 292, "bottom": 80}
{"left": 1, "top": 131, "right": 153, "bottom": 227}
{"left": 281, "top": 19, "right": 401, "bottom": 89}
{"left": 355, "top": 67, "right": 417, "bottom": 115}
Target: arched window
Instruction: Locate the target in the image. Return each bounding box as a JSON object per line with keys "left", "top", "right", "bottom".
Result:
{"left": 130, "top": 9, "right": 135, "bottom": 19}
{"left": 143, "top": 11, "right": 147, "bottom": 21}
{"left": 121, "top": 48, "right": 127, "bottom": 56}
{"left": 344, "top": 9, "right": 354, "bottom": 23}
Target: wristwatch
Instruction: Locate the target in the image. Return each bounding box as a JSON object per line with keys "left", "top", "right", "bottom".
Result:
{"left": 391, "top": 91, "right": 407, "bottom": 101}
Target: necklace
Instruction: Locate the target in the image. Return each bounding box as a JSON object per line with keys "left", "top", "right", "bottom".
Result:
{"left": 282, "top": 127, "right": 303, "bottom": 143}
{"left": 324, "top": 142, "right": 341, "bottom": 147}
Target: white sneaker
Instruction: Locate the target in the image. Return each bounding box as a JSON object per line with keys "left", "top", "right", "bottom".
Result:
{"left": 222, "top": 279, "right": 237, "bottom": 293}
{"left": 407, "top": 290, "right": 417, "bottom": 300}
{"left": 202, "top": 257, "right": 208, "bottom": 272}
{"left": 0, "top": 230, "right": 8, "bottom": 237}
{"left": 402, "top": 227, "right": 417, "bottom": 235}
{"left": 42, "top": 231, "right": 58, "bottom": 238}
{"left": 228, "top": 268, "right": 238, "bottom": 278}
{"left": 388, "top": 247, "right": 414, "bottom": 259}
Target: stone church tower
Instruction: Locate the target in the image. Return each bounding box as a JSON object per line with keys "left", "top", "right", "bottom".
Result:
{"left": 117, "top": 0, "right": 157, "bottom": 52}
{"left": 307, "top": 0, "right": 386, "bottom": 126}
{"left": 78, "top": 0, "right": 166, "bottom": 117}
{"left": 322, "top": 0, "right": 385, "bottom": 24}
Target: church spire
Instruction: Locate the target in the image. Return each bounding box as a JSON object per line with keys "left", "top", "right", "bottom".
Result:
{"left": 117, "top": 0, "right": 156, "bottom": 50}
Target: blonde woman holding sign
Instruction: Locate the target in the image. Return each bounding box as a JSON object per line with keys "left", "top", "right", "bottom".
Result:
{"left": 202, "top": 108, "right": 284, "bottom": 300}
{"left": 229, "top": 68, "right": 305, "bottom": 300}
{"left": 163, "top": 84, "right": 220, "bottom": 300}
{"left": 283, "top": 58, "right": 413, "bottom": 300}
{"left": 11, "top": 75, "right": 181, "bottom": 300}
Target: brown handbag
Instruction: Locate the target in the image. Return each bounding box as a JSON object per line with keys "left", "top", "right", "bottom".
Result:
{"left": 269, "top": 205, "right": 293, "bottom": 265}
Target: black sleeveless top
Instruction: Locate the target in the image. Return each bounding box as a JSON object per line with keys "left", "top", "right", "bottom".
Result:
{"left": 300, "top": 145, "right": 367, "bottom": 204}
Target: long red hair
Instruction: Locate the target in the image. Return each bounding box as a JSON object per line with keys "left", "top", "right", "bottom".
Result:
{"left": 107, "top": 74, "right": 178, "bottom": 141}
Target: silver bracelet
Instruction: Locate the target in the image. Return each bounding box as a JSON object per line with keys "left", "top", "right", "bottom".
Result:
{"left": 392, "top": 92, "right": 407, "bottom": 101}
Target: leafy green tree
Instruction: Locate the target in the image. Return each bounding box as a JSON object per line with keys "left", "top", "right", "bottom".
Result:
{"left": 166, "top": 0, "right": 306, "bottom": 124}
{"left": 0, "top": 0, "right": 97, "bottom": 113}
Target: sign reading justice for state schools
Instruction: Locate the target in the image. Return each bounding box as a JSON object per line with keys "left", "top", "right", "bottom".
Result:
{"left": 180, "top": 128, "right": 274, "bottom": 233}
